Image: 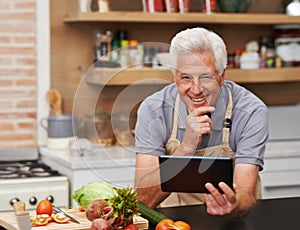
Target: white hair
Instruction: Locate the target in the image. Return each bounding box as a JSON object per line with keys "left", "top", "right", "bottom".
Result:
{"left": 169, "top": 27, "right": 227, "bottom": 76}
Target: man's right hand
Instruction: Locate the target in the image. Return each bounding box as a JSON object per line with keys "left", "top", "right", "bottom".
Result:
{"left": 182, "top": 106, "right": 215, "bottom": 151}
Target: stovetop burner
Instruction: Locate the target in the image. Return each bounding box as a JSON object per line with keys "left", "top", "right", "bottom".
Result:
{"left": 0, "top": 160, "right": 61, "bottom": 179}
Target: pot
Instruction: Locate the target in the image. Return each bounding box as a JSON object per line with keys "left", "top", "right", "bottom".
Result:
{"left": 40, "top": 114, "right": 79, "bottom": 138}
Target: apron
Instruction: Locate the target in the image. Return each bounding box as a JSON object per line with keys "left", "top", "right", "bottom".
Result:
{"left": 159, "top": 87, "right": 261, "bottom": 207}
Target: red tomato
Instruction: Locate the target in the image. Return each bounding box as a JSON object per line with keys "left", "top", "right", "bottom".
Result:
{"left": 174, "top": 221, "right": 191, "bottom": 230}
{"left": 124, "top": 224, "right": 139, "bottom": 230}
{"left": 155, "top": 219, "right": 174, "bottom": 230}
{"left": 36, "top": 199, "right": 53, "bottom": 216}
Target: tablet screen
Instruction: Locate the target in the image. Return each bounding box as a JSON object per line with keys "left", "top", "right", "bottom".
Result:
{"left": 159, "top": 155, "right": 233, "bottom": 193}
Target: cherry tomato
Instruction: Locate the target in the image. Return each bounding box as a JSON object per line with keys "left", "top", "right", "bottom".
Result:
{"left": 155, "top": 219, "right": 174, "bottom": 230}
{"left": 124, "top": 224, "right": 139, "bottom": 230}
{"left": 78, "top": 206, "right": 85, "bottom": 212}
{"left": 173, "top": 221, "right": 191, "bottom": 230}
{"left": 52, "top": 212, "right": 70, "bottom": 224}
{"left": 36, "top": 199, "right": 53, "bottom": 216}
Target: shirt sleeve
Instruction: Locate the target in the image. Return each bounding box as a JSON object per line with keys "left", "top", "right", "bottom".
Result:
{"left": 135, "top": 100, "right": 167, "bottom": 156}
{"left": 233, "top": 106, "right": 269, "bottom": 170}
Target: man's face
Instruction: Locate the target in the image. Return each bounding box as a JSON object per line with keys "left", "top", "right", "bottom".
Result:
{"left": 174, "top": 52, "right": 224, "bottom": 112}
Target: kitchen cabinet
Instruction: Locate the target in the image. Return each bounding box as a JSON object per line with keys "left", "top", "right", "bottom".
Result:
{"left": 260, "top": 142, "right": 300, "bottom": 199}
{"left": 51, "top": 0, "right": 300, "bottom": 115}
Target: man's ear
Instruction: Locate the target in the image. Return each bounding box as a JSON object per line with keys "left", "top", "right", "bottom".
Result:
{"left": 219, "top": 69, "right": 226, "bottom": 85}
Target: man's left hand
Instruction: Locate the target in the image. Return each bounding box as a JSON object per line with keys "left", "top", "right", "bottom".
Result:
{"left": 204, "top": 182, "right": 238, "bottom": 216}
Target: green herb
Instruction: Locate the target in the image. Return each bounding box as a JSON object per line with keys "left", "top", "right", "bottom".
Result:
{"left": 109, "top": 187, "right": 139, "bottom": 227}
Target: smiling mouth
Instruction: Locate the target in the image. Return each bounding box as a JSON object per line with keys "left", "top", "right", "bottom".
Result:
{"left": 191, "top": 95, "right": 208, "bottom": 103}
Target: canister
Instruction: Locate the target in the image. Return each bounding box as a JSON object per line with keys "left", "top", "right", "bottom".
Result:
{"left": 274, "top": 24, "right": 300, "bottom": 67}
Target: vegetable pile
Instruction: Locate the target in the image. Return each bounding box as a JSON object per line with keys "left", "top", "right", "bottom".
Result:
{"left": 72, "top": 182, "right": 140, "bottom": 229}
{"left": 72, "top": 182, "right": 191, "bottom": 230}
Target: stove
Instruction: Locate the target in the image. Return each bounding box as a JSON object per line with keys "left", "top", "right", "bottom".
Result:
{"left": 0, "top": 160, "right": 61, "bottom": 179}
{"left": 0, "top": 148, "right": 69, "bottom": 212}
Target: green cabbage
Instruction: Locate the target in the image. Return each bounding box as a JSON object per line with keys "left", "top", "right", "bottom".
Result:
{"left": 71, "top": 182, "right": 116, "bottom": 209}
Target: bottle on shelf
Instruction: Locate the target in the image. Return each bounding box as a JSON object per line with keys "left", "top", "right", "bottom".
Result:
{"left": 98, "top": 0, "right": 110, "bottom": 12}
{"left": 128, "top": 40, "right": 144, "bottom": 68}
{"left": 234, "top": 49, "right": 242, "bottom": 69}
{"left": 259, "top": 35, "right": 272, "bottom": 68}
{"left": 143, "top": 45, "right": 153, "bottom": 67}
{"left": 119, "top": 40, "right": 129, "bottom": 68}
{"left": 227, "top": 53, "right": 235, "bottom": 69}
{"left": 202, "top": 0, "right": 216, "bottom": 14}
{"left": 265, "top": 42, "right": 276, "bottom": 68}
{"left": 93, "top": 31, "right": 101, "bottom": 63}
{"left": 111, "top": 39, "right": 120, "bottom": 64}
{"left": 90, "top": 0, "right": 99, "bottom": 11}
{"left": 100, "top": 41, "right": 109, "bottom": 61}
{"left": 93, "top": 30, "right": 112, "bottom": 62}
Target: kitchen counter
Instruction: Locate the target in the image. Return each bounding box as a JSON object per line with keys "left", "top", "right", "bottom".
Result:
{"left": 39, "top": 145, "right": 136, "bottom": 170}
{"left": 155, "top": 197, "right": 300, "bottom": 230}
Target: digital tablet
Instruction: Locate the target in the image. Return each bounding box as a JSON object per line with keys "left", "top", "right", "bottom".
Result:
{"left": 159, "top": 155, "right": 233, "bottom": 193}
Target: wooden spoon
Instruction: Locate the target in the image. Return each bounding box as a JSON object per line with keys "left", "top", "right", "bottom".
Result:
{"left": 47, "top": 88, "right": 63, "bottom": 115}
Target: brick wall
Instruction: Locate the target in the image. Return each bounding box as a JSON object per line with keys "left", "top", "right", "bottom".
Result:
{"left": 0, "top": 0, "right": 37, "bottom": 147}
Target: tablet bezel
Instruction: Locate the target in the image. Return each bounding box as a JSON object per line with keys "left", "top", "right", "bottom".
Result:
{"left": 159, "top": 155, "right": 233, "bottom": 193}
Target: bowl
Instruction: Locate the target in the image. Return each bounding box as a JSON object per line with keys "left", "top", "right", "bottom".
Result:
{"left": 217, "top": 0, "right": 252, "bottom": 13}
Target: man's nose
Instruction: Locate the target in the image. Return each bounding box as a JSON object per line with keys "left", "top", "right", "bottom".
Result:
{"left": 190, "top": 79, "right": 202, "bottom": 93}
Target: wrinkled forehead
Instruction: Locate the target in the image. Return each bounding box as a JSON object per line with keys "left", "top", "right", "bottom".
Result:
{"left": 173, "top": 52, "right": 216, "bottom": 74}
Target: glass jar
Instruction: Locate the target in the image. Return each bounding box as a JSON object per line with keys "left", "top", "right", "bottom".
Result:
{"left": 274, "top": 24, "right": 300, "bottom": 67}
{"left": 84, "top": 112, "right": 114, "bottom": 146}
{"left": 111, "top": 112, "right": 136, "bottom": 146}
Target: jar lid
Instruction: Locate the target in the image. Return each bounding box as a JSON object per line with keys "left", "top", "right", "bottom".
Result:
{"left": 120, "top": 40, "right": 129, "bottom": 47}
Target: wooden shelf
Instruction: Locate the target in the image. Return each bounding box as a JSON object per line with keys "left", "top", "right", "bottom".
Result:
{"left": 86, "top": 67, "right": 300, "bottom": 85}
{"left": 64, "top": 11, "right": 300, "bottom": 25}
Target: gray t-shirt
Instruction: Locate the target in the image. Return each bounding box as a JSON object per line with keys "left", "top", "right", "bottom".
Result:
{"left": 135, "top": 80, "right": 268, "bottom": 170}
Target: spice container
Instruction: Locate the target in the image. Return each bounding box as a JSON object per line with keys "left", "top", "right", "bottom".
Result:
{"left": 274, "top": 24, "right": 300, "bottom": 67}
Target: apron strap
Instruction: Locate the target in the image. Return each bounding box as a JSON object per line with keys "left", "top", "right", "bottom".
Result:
{"left": 170, "top": 94, "right": 180, "bottom": 140}
{"left": 222, "top": 87, "right": 233, "bottom": 146}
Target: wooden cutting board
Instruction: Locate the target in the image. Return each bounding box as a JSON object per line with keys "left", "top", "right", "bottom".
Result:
{"left": 0, "top": 210, "right": 148, "bottom": 230}
{"left": 0, "top": 210, "right": 90, "bottom": 230}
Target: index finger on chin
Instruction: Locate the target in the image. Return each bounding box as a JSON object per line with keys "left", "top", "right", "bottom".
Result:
{"left": 192, "top": 106, "right": 215, "bottom": 116}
